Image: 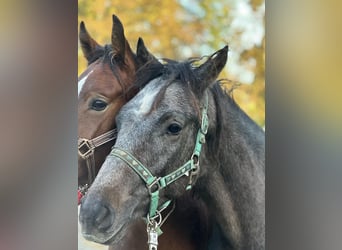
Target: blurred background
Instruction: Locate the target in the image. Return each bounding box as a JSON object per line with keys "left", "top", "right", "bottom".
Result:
{"left": 1, "top": 0, "right": 341, "bottom": 250}
{"left": 78, "top": 2, "right": 264, "bottom": 248}
{"left": 78, "top": 0, "right": 265, "bottom": 127}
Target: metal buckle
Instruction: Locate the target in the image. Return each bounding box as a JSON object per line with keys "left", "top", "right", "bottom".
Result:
{"left": 187, "top": 157, "right": 200, "bottom": 189}
{"left": 190, "top": 163, "right": 200, "bottom": 182}
{"left": 201, "top": 113, "right": 209, "bottom": 134}
{"left": 191, "top": 153, "right": 200, "bottom": 165}
{"left": 78, "top": 139, "right": 94, "bottom": 158}
{"left": 147, "top": 177, "right": 161, "bottom": 195}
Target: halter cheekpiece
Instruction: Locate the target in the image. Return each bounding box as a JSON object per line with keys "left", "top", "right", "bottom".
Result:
{"left": 78, "top": 128, "right": 118, "bottom": 203}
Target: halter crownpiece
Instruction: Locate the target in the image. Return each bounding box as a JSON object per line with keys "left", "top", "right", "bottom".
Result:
{"left": 110, "top": 91, "right": 209, "bottom": 249}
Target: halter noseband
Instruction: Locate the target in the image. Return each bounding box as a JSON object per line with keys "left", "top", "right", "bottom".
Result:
{"left": 78, "top": 129, "right": 118, "bottom": 194}
{"left": 109, "top": 92, "right": 209, "bottom": 247}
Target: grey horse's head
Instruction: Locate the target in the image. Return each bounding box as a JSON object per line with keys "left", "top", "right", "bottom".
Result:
{"left": 79, "top": 46, "right": 228, "bottom": 245}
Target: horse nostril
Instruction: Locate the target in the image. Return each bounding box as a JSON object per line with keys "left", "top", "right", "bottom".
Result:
{"left": 94, "top": 203, "right": 115, "bottom": 231}
{"left": 80, "top": 198, "right": 115, "bottom": 234}
{"left": 97, "top": 216, "right": 113, "bottom": 231}
{"left": 95, "top": 205, "right": 109, "bottom": 224}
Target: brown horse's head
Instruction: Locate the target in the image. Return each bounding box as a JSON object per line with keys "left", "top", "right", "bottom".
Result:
{"left": 78, "top": 15, "right": 158, "bottom": 192}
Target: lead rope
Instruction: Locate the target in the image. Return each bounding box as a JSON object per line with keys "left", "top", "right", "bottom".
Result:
{"left": 110, "top": 92, "right": 209, "bottom": 250}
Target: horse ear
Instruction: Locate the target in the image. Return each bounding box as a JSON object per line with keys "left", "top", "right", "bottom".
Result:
{"left": 136, "top": 37, "right": 159, "bottom": 66}
{"left": 79, "top": 21, "right": 102, "bottom": 62}
{"left": 194, "top": 45, "right": 229, "bottom": 92}
{"left": 111, "top": 15, "right": 126, "bottom": 61}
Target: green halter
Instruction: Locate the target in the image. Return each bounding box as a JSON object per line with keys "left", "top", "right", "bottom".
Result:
{"left": 110, "top": 91, "right": 209, "bottom": 220}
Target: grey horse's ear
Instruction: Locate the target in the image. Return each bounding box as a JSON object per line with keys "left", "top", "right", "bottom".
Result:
{"left": 135, "top": 37, "right": 164, "bottom": 87}
{"left": 79, "top": 21, "right": 102, "bottom": 62}
{"left": 194, "top": 45, "right": 228, "bottom": 92}
{"left": 136, "top": 37, "right": 159, "bottom": 66}
{"left": 111, "top": 15, "right": 126, "bottom": 61}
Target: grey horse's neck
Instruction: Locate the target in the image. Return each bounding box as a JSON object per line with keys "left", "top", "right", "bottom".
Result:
{"left": 197, "top": 85, "right": 265, "bottom": 249}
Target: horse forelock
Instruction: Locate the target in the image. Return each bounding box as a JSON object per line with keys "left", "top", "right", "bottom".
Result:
{"left": 82, "top": 44, "right": 138, "bottom": 100}
{"left": 135, "top": 60, "right": 204, "bottom": 118}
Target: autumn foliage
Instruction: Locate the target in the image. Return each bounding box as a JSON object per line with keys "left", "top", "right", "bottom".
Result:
{"left": 78, "top": 0, "right": 265, "bottom": 126}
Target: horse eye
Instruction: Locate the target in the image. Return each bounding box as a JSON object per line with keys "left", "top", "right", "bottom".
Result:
{"left": 90, "top": 99, "right": 107, "bottom": 111}
{"left": 167, "top": 123, "right": 182, "bottom": 135}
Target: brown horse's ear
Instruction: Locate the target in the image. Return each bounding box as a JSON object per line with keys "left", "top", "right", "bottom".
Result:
{"left": 79, "top": 21, "right": 102, "bottom": 62}
{"left": 194, "top": 45, "right": 228, "bottom": 93}
{"left": 136, "top": 37, "right": 159, "bottom": 67}
{"left": 111, "top": 15, "right": 126, "bottom": 61}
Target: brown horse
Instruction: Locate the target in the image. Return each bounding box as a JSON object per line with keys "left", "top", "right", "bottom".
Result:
{"left": 78, "top": 15, "right": 210, "bottom": 250}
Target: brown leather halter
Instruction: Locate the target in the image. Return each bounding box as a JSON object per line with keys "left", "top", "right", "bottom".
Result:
{"left": 78, "top": 128, "right": 117, "bottom": 190}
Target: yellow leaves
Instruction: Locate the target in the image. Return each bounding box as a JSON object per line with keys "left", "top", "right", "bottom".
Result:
{"left": 236, "top": 83, "right": 265, "bottom": 127}
{"left": 78, "top": 0, "right": 265, "bottom": 126}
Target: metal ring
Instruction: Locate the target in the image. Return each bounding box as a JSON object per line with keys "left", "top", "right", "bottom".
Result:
{"left": 191, "top": 154, "right": 200, "bottom": 165}
{"left": 147, "top": 177, "right": 161, "bottom": 195}
{"left": 147, "top": 210, "right": 162, "bottom": 226}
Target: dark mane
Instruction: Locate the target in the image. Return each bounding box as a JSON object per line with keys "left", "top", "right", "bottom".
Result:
{"left": 133, "top": 58, "right": 164, "bottom": 91}
{"left": 135, "top": 58, "right": 201, "bottom": 92}
{"left": 161, "top": 58, "right": 202, "bottom": 88}
{"left": 207, "top": 82, "right": 240, "bottom": 166}
{"left": 87, "top": 46, "right": 105, "bottom": 65}
{"left": 135, "top": 58, "right": 205, "bottom": 118}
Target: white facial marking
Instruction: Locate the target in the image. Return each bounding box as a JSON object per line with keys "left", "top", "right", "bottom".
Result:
{"left": 78, "top": 70, "right": 93, "bottom": 97}
{"left": 134, "top": 78, "right": 163, "bottom": 115}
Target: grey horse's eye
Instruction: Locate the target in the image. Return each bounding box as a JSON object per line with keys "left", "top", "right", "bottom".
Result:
{"left": 167, "top": 123, "right": 182, "bottom": 135}
{"left": 90, "top": 99, "right": 107, "bottom": 111}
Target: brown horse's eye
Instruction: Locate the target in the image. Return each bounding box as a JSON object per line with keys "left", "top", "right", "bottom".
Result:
{"left": 167, "top": 123, "right": 182, "bottom": 135}
{"left": 90, "top": 99, "right": 107, "bottom": 111}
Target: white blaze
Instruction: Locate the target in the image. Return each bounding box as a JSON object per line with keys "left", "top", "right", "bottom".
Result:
{"left": 135, "top": 78, "right": 163, "bottom": 115}
{"left": 78, "top": 70, "right": 93, "bottom": 97}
